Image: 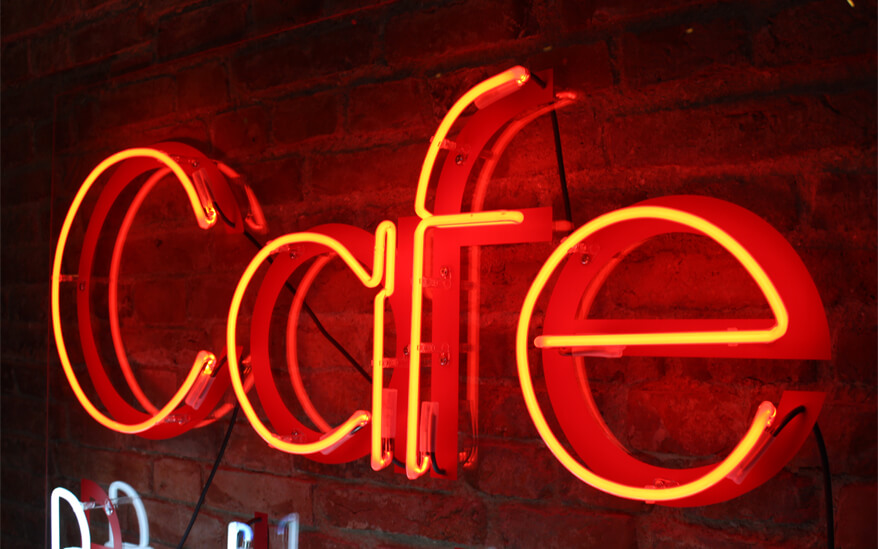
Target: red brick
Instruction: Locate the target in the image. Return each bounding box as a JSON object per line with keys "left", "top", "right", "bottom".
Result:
{"left": 385, "top": 0, "right": 536, "bottom": 67}
{"left": 185, "top": 272, "right": 239, "bottom": 320}
{"left": 818, "top": 403, "right": 877, "bottom": 477}
{"left": 2, "top": 358, "right": 48, "bottom": 399}
{"left": 307, "top": 144, "right": 424, "bottom": 197}
{"left": 222, "top": 421, "right": 296, "bottom": 474}
{"left": 231, "top": 21, "right": 376, "bottom": 92}
{"left": 472, "top": 441, "right": 556, "bottom": 499}
{"left": 621, "top": 18, "right": 749, "bottom": 88}
{"left": 2, "top": 39, "right": 29, "bottom": 82}
{"left": 560, "top": 0, "right": 708, "bottom": 32}
{"left": 210, "top": 106, "right": 270, "bottom": 157}
{"left": 119, "top": 228, "right": 213, "bottom": 277}
{"left": 129, "top": 278, "right": 188, "bottom": 325}
{"left": 144, "top": 497, "right": 225, "bottom": 547}
{"left": 205, "top": 469, "right": 315, "bottom": 522}
{"left": 154, "top": 457, "right": 203, "bottom": 502}
{"left": 298, "top": 531, "right": 362, "bottom": 549}
{"left": 809, "top": 172, "right": 877, "bottom": 239}
{"left": 835, "top": 326, "right": 878, "bottom": 385}
{"left": 250, "top": 0, "right": 384, "bottom": 32}
{"left": 237, "top": 156, "right": 304, "bottom": 206}
{"left": 624, "top": 379, "right": 754, "bottom": 457}
{"left": 528, "top": 41, "right": 615, "bottom": 92}
{"left": 177, "top": 62, "right": 230, "bottom": 113}
{"left": 487, "top": 503, "right": 636, "bottom": 549}
{"left": 272, "top": 92, "right": 340, "bottom": 144}
{"left": 53, "top": 442, "right": 153, "bottom": 492}
{"left": 605, "top": 91, "right": 875, "bottom": 168}
{"left": 121, "top": 326, "right": 215, "bottom": 370}
{"left": 1, "top": 468, "right": 44, "bottom": 519}
{"left": 1, "top": 495, "right": 44, "bottom": 548}
{"left": 1, "top": 0, "right": 67, "bottom": 36}
{"left": 69, "top": 10, "right": 146, "bottom": 66}
{"left": 0, "top": 431, "right": 45, "bottom": 474}
{"left": 348, "top": 78, "right": 431, "bottom": 135}
{"left": 836, "top": 482, "right": 878, "bottom": 549}
{"left": 0, "top": 319, "right": 48, "bottom": 362}
{"left": 754, "top": 0, "right": 877, "bottom": 67}
{"left": 638, "top": 510, "right": 802, "bottom": 548}
{"left": 157, "top": 0, "right": 248, "bottom": 60}
{"left": 314, "top": 482, "right": 486, "bottom": 544}
{"left": 694, "top": 469, "right": 820, "bottom": 524}
{"left": 479, "top": 380, "right": 542, "bottom": 439}
{"left": 100, "top": 77, "right": 177, "bottom": 128}
{"left": 1, "top": 124, "right": 34, "bottom": 168}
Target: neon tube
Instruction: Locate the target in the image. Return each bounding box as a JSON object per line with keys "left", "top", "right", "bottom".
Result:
{"left": 406, "top": 210, "right": 524, "bottom": 479}
{"left": 51, "top": 487, "right": 91, "bottom": 549}
{"left": 51, "top": 148, "right": 218, "bottom": 433}
{"left": 516, "top": 205, "right": 785, "bottom": 501}
{"left": 533, "top": 206, "right": 789, "bottom": 349}
{"left": 108, "top": 167, "right": 171, "bottom": 415}
{"left": 414, "top": 66, "right": 530, "bottom": 219}
{"left": 106, "top": 481, "right": 151, "bottom": 549}
{"left": 371, "top": 288, "right": 393, "bottom": 470}
{"left": 228, "top": 223, "right": 396, "bottom": 454}
{"left": 286, "top": 254, "right": 334, "bottom": 433}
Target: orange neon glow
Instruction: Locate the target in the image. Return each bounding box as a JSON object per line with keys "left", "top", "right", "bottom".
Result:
{"left": 286, "top": 254, "right": 334, "bottom": 433}
{"left": 414, "top": 66, "right": 530, "bottom": 219}
{"left": 533, "top": 206, "right": 789, "bottom": 349}
{"left": 51, "top": 148, "right": 218, "bottom": 433}
{"left": 371, "top": 287, "right": 394, "bottom": 470}
{"left": 516, "top": 204, "right": 788, "bottom": 501}
{"left": 406, "top": 210, "right": 524, "bottom": 479}
{"left": 228, "top": 223, "right": 396, "bottom": 455}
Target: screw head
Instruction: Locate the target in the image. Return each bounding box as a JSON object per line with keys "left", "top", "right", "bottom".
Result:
{"left": 455, "top": 154, "right": 465, "bottom": 165}
{"left": 580, "top": 253, "right": 591, "bottom": 265}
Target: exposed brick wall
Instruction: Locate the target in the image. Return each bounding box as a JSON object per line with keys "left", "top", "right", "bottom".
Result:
{"left": 1, "top": 1, "right": 875, "bottom": 548}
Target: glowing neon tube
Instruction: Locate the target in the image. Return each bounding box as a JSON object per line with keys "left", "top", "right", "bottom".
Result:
{"left": 51, "top": 487, "right": 91, "bottom": 549}
{"left": 516, "top": 204, "right": 786, "bottom": 501}
{"left": 228, "top": 223, "right": 396, "bottom": 455}
{"left": 414, "top": 66, "right": 530, "bottom": 219}
{"left": 406, "top": 210, "right": 524, "bottom": 479}
{"left": 51, "top": 148, "right": 217, "bottom": 433}
{"left": 108, "top": 166, "right": 171, "bottom": 415}
{"left": 371, "top": 288, "right": 393, "bottom": 470}
{"left": 533, "top": 206, "right": 789, "bottom": 349}
{"left": 286, "top": 254, "right": 334, "bottom": 433}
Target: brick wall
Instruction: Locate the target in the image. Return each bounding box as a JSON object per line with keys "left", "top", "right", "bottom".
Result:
{"left": 2, "top": 0, "right": 876, "bottom": 547}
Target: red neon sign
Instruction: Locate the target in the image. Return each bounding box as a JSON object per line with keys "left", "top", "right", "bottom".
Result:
{"left": 51, "top": 67, "right": 830, "bottom": 504}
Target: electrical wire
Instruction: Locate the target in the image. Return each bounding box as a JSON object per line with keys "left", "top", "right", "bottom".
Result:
{"left": 176, "top": 403, "right": 239, "bottom": 549}
{"left": 550, "top": 109, "right": 573, "bottom": 228}
{"left": 239, "top": 230, "right": 372, "bottom": 383}
{"left": 771, "top": 405, "right": 807, "bottom": 437}
{"left": 813, "top": 423, "right": 834, "bottom": 549}
{"left": 210, "top": 199, "right": 371, "bottom": 383}
{"left": 765, "top": 406, "right": 833, "bottom": 548}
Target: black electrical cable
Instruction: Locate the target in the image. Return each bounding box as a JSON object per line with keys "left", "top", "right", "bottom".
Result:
{"left": 177, "top": 403, "right": 239, "bottom": 549}
{"left": 549, "top": 109, "right": 573, "bottom": 228}
{"left": 813, "top": 422, "right": 834, "bottom": 549}
{"left": 239, "top": 230, "right": 372, "bottom": 383}
{"left": 771, "top": 405, "right": 807, "bottom": 437}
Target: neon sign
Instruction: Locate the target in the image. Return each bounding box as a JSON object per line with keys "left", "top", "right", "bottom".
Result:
{"left": 51, "top": 66, "right": 830, "bottom": 505}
